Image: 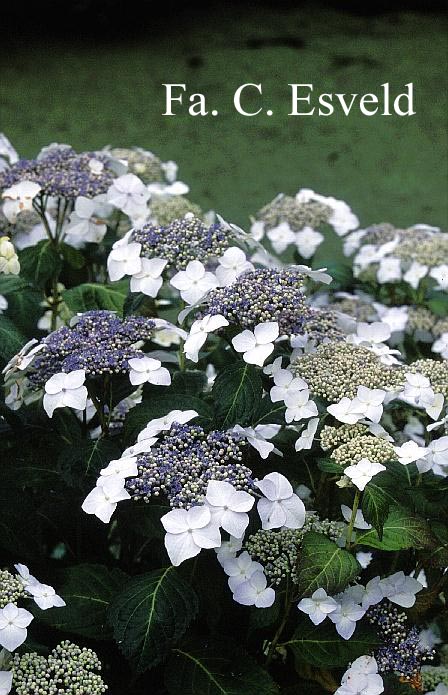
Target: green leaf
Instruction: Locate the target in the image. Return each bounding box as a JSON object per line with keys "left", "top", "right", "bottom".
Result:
{"left": 212, "top": 362, "right": 262, "bottom": 429}
{"left": 38, "top": 564, "right": 128, "bottom": 640}
{"left": 295, "top": 532, "right": 360, "bottom": 597}
{"left": 172, "top": 370, "right": 207, "bottom": 395}
{"left": 123, "top": 394, "right": 211, "bottom": 444}
{"left": 3, "top": 286, "right": 42, "bottom": 335}
{"left": 164, "top": 640, "right": 279, "bottom": 695}
{"left": 57, "top": 438, "right": 122, "bottom": 487}
{"left": 285, "top": 619, "right": 379, "bottom": 668}
{"left": 253, "top": 397, "right": 286, "bottom": 426}
{"left": 0, "top": 315, "right": 25, "bottom": 362}
{"left": 108, "top": 567, "right": 199, "bottom": 673}
{"left": 62, "top": 283, "right": 127, "bottom": 313}
{"left": 19, "top": 239, "right": 62, "bottom": 286}
{"left": 356, "top": 506, "right": 433, "bottom": 550}
{"left": 60, "top": 243, "right": 85, "bottom": 269}
{"left": 317, "top": 459, "right": 344, "bottom": 474}
{"left": 362, "top": 479, "right": 398, "bottom": 539}
{"left": 0, "top": 275, "right": 28, "bottom": 295}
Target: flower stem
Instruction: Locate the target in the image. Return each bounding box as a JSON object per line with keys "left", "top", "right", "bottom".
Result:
{"left": 346, "top": 489, "right": 361, "bottom": 549}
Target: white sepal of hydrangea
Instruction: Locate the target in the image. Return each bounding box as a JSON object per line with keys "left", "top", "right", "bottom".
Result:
{"left": 183, "top": 314, "right": 229, "bottom": 363}
{"left": 223, "top": 551, "right": 263, "bottom": 592}
{"left": 269, "top": 369, "right": 308, "bottom": 403}
{"left": 0, "top": 604, "right": 33, "bottom": 652}
{"left": 215, "top": 536, "right": 243, "bottom": 566}
{"left": 161, "top": 505, "right": 221, "bottom": 566}
{"left": 130, "top": 257, "right": 167, "bottom": 297}
{"left": 284, "top": 389, "right": 318, "bottom": 424}
{"left": 340, "top": 505, "right": 372, "bottom": 530}
{"left": 27, "top": 583, "right": 66, "bottom": 611}
{"left": 255, "top": 472, "right": 306, "bottom": 530}
{"left": 328, "top": 598, "right": 365, "bottom": 640}
{"left": 360, "top": 577, "right": 384, "bottom": 610}
{"left": 295, "top": 227, "right": 324, "bottom": 259}
{"left": 294, "top": 417, "right": 319, "bottom": 451}
{"left": 293, "top": 264, "right": 333, "bottom": 285}
{"left": 128, "top": 356, "right": 171, "bottom": 387}
{"left": 0, "top": 670, "right": 12, "bottom": 695}
{"left": 14, "top": 564, "right": 38, "bottom": 589}
{"left": 2, "top": 181, "right": 41, "bottom": 223}
{"left": 250, "top": 220, "right": 265, "bottom": 242}
{"left": 232, "top": 321, "right": 279, "bottom": 367}
{"left": 2, "top": 339, "right": 44, "bottom": 379}
{"left": 106, "top": 173, "right": 150, "bottom": 220}
{"left": 379, "top": 571, "right": 422, "bottom": 608}
{"left": 107, "top": 238, "right": 142, "bottom": 281}
{"left": 393, "top": 440, "right": 429, "bottom": 466}
{"left": 295, "top": 189, "right": 359, "bottom": 237}
{"left": 134, "top": 409, "right": 199, "bottom": 443}
{"left": 99, "top": 456, "right": 138, "bottom": 480}
{"left": 204, "top": 480, "right": 254, "bottom": 538}
{"left": 432, "top": 333, "right": 448, "bottom": 360}
{"left": 297, "top": 588, "right": 338, "bottom": 625}
{"left": 403, "top": 372, "right": 433, "bottom": 404}
{"left": 377, "top": 257, "right": 402, "bottom": 284}
{"left": 350, "top": 386, "right": 386, "bottom": 424}
{"left": 344, "top": 458, "right": 386, "bottom": 492}
{"left": 403, "top": 261, "right": 428, "bottom": 289}
{"left": 43, "top": 370, "right": 88, "bottom": 418}
{"left": 63, "top": 196, "right": 108, "bottom": 246}
{"left": 170, "top": 260, "right": 218, "bottom": 305}
{"left": 232, "top": 424, "right": 281, "bottom": 459}
{"left": 232, "top": 571, "right": 275, "bottom": 608}
{"left": 430, "top": 265, "right": 448, "bottom": 291}
{"left": 215, "top": 247, "right": 254, "bottom": 286}
{"left": 81, "top": 477, "right": 131, "bottom": 523}
{"left": 327, "top": 397, "right": 366, "bottom": 425}
{"left": 335, "top": 655, "right": 383, "bottom": 695}
{"left": 266, "top": 222, "right": 296, "bottom": 254}
{"left": 422, "top": 436, "right": 448, "bottom": 476}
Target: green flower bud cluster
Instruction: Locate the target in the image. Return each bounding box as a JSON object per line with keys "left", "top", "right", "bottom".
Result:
{"left": 293, "top": 342, "right": 403, "bottom": 401}
{"left": 434, "top": 317, "right": 448, "bottom": 338}
{"left": 246, "top": 513, "right": 344, "bottom": 585}
{"left": 256, "top": 194, "right": 331, "bottom": 231}
{"left": 0, "top": 569, "right": 25, "bottom": 608}
{"left": 320, "top": 423, "right": 369, "bottom": 451}
{"left": 361, "top": 223, "right": 397, "bottom": 246}
{"left": 109, "top": 147, "right": 164, "bottom": 183}
{"left": 395, "top": 234, "right": 448, "bottom": 267}
{"left": 12, "top": 640, "right": 107, "bottom": 694}
{"left": 149, "top": 196, "right": 202, "bottom": 227}
{"left": 407, "top": 307, "right": 438, "bottom": 336}
{"left": 331, "top": 434, "right": 395, "bottom": 467}
{"left": 421, "top": 665, "right": 448, "bottom": 691}
{"left": 408, "top": 359, "right": 448, "bottom": 397}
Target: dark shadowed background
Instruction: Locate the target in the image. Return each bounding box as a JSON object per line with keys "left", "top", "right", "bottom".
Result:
{"left": 1, "top": 1, "right": 447, "bottom": 228}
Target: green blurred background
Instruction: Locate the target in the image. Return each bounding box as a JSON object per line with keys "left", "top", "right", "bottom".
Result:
{"left": 1, "top": 3, "right": 447, "bottom": 229}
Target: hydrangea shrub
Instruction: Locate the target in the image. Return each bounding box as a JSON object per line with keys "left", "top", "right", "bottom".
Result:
{"left": 0, "top": 134, "right": 447, "bottom": 695}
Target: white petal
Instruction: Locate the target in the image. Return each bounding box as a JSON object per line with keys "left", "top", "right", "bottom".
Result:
{"left": 165, "top": 531, "right": 201, "bottom": 566}
{"left": 253, "top": 322, "right": 279, "bottom": 345}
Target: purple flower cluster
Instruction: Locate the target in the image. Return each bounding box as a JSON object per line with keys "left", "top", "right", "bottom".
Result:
{"left": 131, "top": 216, "right": 230, "bottom": 270}
{"left": 203, "top": 267, "right": 310, "bottom": 335}
{"left": 367, "top": 602, "right": 433, "bottom": 681}
{"left": 27, "top": 310, "right": 155, "bottom": 388}
{"left": 126, "top": 423, "right": 252, "bottom": 508}
{"left": 0, "top": 146, "right": 115, "bottom": 199}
